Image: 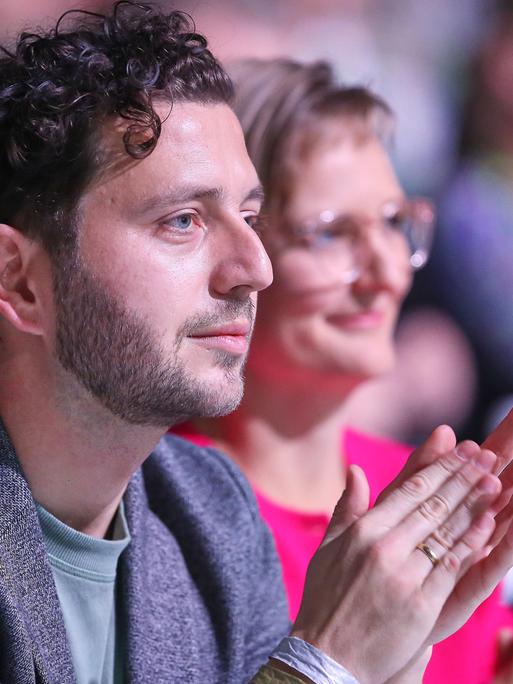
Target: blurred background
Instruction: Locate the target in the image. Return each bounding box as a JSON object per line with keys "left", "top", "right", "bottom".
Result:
{"left": 3, "top": 0, "right": 513, "bottom": 445}
{"left": 176, "top": 0, "right": 513, "bottom": 446}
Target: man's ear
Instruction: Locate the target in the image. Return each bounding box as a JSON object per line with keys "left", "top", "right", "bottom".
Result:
{"left": 0, "top": 223, "right": 45, "bottom": 336}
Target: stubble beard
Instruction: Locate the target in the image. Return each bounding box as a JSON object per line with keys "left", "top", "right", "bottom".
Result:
{"left": 52, "top": 254, "right": 253, "bottom": 427}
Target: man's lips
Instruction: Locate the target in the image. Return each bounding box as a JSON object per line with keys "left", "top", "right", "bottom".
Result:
{"left": 187, "top": 320, "right": 251, "bottom": 354}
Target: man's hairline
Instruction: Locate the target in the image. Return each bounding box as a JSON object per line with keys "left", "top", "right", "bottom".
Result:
{"left": 69, "top": 97, "right": 241, "bottom": 236}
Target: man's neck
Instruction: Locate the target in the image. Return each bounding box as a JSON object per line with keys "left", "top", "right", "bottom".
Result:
{"left": 0, "top": 358, "right": 165, "bottom": 538}
{"left": 196, "top": 373, "right": 357, "bottom": 514}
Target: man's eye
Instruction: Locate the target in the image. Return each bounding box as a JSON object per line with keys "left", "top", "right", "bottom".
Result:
{"left": 244, "top": 214, "right": 267, "bottom": 236}
{"left": 165, "top": 213, "right": 197, "bottom": 231}
{"left": 244, "top": 215, "right": 257, "bottom": 228}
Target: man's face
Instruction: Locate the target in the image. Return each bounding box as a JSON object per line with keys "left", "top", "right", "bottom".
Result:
{"left": 52, "top": 101, "right": 272, "bottom": 426}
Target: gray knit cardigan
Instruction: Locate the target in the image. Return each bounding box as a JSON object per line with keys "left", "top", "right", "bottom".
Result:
{"left": 0, "top": 420, "right": 289, "bottom": 683}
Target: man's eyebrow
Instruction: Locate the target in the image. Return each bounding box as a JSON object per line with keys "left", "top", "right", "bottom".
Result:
{"left": 137, "top": 184, "right": 265, "bottom": 216}
{"left": 244, "top": 185, "right": 266, "bottom": 204}
{"left": 137, "top": 186, "right": 223, "bottom": 215}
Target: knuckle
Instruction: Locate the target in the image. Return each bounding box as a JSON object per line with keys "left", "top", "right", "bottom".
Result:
{"left": 430, "top": 525, "right": 455, "bottom": 551}
{"left": 436, "top": 453, "right": 461, "bottom": 476}
{"left": 452, "top": 464, "right": 477, "bottom": 490}
{"left": 367, "top": 538, "right": 393, "bottom": 572}
{"left": 351, "top": 518, "right": 370, "bottom": 546}
{"left": 440, "top": 550, "right": 461, "bottom": 575}
{"left": 457, "top": 526, "right": 483, "bottom": 554}
{"left": 419, "top": 494, "right": 451, "bottom": 523}
{"left": 461, "top": 492, "right": 479, "bottom": 515}
{"left": 400, "top": 473, "right": 431, "bottom": 499}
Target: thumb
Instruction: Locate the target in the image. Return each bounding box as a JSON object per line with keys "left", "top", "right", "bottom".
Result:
{"left": 424, "top": 423, "right": 458, "bottom": 455}
{"left": 403, "top": 423, "right": 457, "bottom": 475}
{"left": 321, "top": 465, "right": 369, "bottom": 547}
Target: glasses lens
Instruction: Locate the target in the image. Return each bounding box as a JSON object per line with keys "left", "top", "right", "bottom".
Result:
{"left": 304, "top": 211, "right": 361, "bottom": 283}
{"left": 408, "top": 199, "right": 435, "bottom": 269}
{"left": 384, "top": 199, "right": 435, "bottom": 270}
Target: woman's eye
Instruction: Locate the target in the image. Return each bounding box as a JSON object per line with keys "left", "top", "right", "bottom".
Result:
{"left": 310, "top": 228, "right": 338, "bottom": 246}
{"left": 309, "top": 219, "right": 357, "bottom": 247}
{"left": 385, "top": 212, "right": 406, "bottom": 231}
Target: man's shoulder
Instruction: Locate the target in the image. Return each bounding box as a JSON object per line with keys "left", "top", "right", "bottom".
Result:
{"left": 144, "top": 432, "right": 261, "bottom": 527}
{"left": 124, "top": 433, "right": 289, "bottom": 680}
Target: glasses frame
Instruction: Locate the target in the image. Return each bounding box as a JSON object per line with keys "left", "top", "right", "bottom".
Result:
{"left": 272, "top": 196, "right": 436, "bottom": 281}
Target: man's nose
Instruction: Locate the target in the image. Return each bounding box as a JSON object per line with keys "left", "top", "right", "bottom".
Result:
{"left": 209, "top": 215, "right": 273, "bottom": 299}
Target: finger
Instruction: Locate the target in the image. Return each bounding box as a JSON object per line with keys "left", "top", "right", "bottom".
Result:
{"left": 410, "top": 475, "right": 500, "bottom": 580}
{"left": 322, "top": 465, "right": 370, "bottom": 547}
{"left": 443, "top": 516, "right": 513, "bottom": 619}
{"left": 423, "top": 424, "right": 458, "bottom": 455}
{"left": 491, "top": 485, "right": 513, "bottom": 517}
{"left": 422, "top": 511, "right": 496, "bottom": 598}
{"left": 495, "top": 461, "right": 513, "bottom": 524}
{"left": 376, "top": 425, "right": 456, "bottom": 506}
{"left": 457, "top": 547, "right": 489, "bottom": 580}
{"left": 489, "top": 496, "right": 513, "bottom": 548}
{"left": 482, "top": 408, "right": 513, "bottom": 475}
{"left": 399, "top": 450, "right": 497, "bottom": 551}
{"left": 367, "top": 442, "right": 492, "bottom": 532}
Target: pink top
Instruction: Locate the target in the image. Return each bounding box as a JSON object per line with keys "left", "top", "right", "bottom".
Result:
{"left": 174, "top": 425, "right": 513, "bottom": 684}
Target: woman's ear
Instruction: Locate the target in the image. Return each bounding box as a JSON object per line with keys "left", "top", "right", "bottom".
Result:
{"left": 0, "top": 224, "right": 45, "bottom": 336}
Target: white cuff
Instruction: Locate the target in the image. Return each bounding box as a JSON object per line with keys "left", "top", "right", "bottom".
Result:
{"left": 271, "top": 636, "right": 360, "bottom": 684}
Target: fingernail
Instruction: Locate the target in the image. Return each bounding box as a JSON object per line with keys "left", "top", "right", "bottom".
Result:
{"left": 477, "top": 475, "right": 499, "bottom": 494}
{"left": 455, "top": 444, "right": 472, "bottom": 461}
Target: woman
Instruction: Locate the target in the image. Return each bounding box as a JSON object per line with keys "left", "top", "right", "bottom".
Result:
{"left": 177, "top": 58, "right": 513, "bottom": 683}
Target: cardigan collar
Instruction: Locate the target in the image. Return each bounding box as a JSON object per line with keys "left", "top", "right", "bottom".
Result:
{"left": 0, "top": 419, "right": 203, "bottom": 683}
{"left": 0, "top": 417, "right": 76, "bottom": 683}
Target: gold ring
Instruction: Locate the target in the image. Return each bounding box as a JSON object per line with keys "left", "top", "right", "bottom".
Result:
{"left": 416, "top": 543, "right": 439, "bottom": 567}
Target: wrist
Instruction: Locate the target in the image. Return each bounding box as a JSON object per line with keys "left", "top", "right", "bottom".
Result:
{"left": 271, "top": 636, "right": 361, "bottom": 684}
{"left": 268, "top": 659, "right": 316, "bottom": 683}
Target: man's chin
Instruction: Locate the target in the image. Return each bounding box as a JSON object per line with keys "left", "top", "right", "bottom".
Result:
{"left": 198, "top": 378, "right": 245, "bottom": 418}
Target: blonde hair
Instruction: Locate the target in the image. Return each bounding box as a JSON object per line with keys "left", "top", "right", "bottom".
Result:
{"left": 230, "top": 58, "right": 394, "bottom": 212}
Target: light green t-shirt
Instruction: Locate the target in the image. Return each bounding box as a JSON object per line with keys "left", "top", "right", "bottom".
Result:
{"left": 36, "top": 501, "right": 130, "bottom": 684}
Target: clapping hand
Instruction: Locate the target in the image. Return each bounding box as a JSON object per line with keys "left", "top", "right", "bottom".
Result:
{"left": 290, "top": 426, "right": 513, "bottom": 684}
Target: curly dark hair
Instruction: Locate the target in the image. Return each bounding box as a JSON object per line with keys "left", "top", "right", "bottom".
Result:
{"left": 0, "top": 1, "right": 233, "bottom": 256}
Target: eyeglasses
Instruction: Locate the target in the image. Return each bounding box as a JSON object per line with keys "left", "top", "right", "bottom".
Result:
{"left": 266, "top": 197, "right": 436, "bottom": 285}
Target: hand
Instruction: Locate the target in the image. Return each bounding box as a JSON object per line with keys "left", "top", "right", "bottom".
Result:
{"left": 481, "top": 409, "right": 513, "bottom": 541}
{"left": 374, "top": 426, "right": 513, "bottom": 646}
{"left": 292, "top": 435, "right": 505, "bottom": 684}
{"left": 385, "top": 648, "right": 432, "bottom": 684}
{"left": 378, "top": 421, "right": 513, "bottom": 646}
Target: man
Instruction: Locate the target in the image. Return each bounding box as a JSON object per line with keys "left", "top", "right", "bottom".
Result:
{"left": 1, "top": 3, "right": 513, "bottom": 683}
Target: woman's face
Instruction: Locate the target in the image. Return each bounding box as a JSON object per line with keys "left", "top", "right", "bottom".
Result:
{"left": 247, "top": 133, "right": 413, "bottom": 390}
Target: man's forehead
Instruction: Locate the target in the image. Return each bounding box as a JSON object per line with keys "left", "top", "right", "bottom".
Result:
{"left": 95, "top": 100, "right": 258, "bottom": 205}
{"left": 102, "top": 100, "right": 244, "bottom": 157}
